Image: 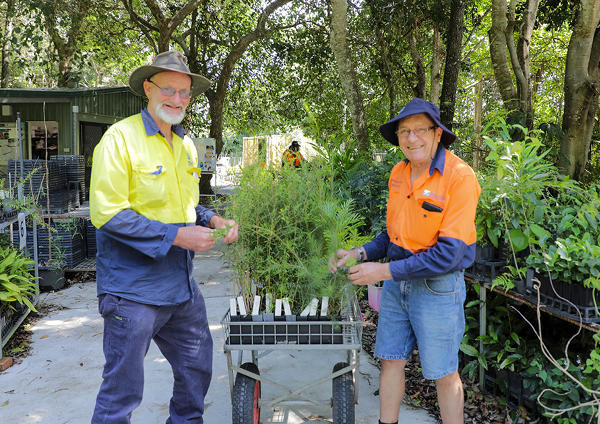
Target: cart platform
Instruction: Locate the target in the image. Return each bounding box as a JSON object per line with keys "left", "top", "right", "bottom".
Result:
{"left": 221, "top": 296, "right": 364, "bottom": 424}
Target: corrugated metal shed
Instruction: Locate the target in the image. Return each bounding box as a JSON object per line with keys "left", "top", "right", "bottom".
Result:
{"left": 0, "top": 86, "right": 145, "bottom": 178}
{"left": 0, "top": 86, "right": 144, "bottom": 144}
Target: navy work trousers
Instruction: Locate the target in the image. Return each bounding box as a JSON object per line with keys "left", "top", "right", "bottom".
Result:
{"left": 91, "top": 288, "right": 213, "bottom": 424}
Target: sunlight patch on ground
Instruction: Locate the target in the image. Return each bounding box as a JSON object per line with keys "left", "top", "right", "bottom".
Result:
{"left": 21, "top": 412, "right": 44, "bottom": 422}
{"left": 33, "top": 316, "right": 101, "bottom": 332}
{"left": 263, "top": 408, "right": 331, "bottom": 423}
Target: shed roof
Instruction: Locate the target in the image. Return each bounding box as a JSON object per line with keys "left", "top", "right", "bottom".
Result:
{"left": 0, "top": 86, "right": 142, "bottom": 103}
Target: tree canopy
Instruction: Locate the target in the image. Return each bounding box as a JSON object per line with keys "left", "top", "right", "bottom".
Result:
{"left": 2, "top": 0, "right": 600, "bottom": 182}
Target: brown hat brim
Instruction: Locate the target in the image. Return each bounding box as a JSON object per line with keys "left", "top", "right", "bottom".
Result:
{"left": 129, "top": 65, "right": 211, "bottom": 98}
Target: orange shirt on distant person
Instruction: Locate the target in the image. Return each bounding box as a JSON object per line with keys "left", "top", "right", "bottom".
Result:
{"left": 282, "top": 149, "right": 304, "bottom": 167}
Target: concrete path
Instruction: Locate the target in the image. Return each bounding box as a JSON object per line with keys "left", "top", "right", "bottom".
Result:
{"left": 0, "top": 244, "right": 437, "bottom": 424}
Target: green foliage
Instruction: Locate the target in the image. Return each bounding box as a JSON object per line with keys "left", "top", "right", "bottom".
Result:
{"left": 524, "top": 356, "right": 600, "bottom": 423}
{"left": 0, "top": 244, "right": 38, "bottom": 313}
{"left": 212, "top": 225, "right": 234, "bottom": 244}
{"left": 308, "top": 136, "right": 368, "bottom": 184}
{"left": 476, "top": 118, "right": 579, "bottom": 279}
{"left": 525, "top": 185, "right": 600, "bottom": 294}
{"left": 221, "top": 163, "right": 368, "bottom": 316}
{"left": 527, "top": 234, "right": 600, "bottom": 291}
{"left": 461, "top": 287, "right": 600, "bottom": 422}
{"left": 339, "top": 149, "right": 404, "bottom": 235}
{"left": 491, "top": 273, "right": 516, "bottom": 292}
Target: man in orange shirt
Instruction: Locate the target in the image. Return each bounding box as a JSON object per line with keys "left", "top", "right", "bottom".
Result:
{"left": 332, "top": 98, "right": 480, "bottom": 424}
{"left": 281, "top": 140, "right": 304, "bottom": 168}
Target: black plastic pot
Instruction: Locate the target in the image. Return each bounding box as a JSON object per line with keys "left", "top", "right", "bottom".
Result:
{"left": 297, "top": 316, "right": 309, "bottom": 344}
{"left": 262, "top": 313, "right": 275, "bottom": 344}
{"left": 38, "top": 266, "right": 65, "bottom": 290}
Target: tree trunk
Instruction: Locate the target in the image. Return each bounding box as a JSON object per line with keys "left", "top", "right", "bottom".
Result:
{"left": 488, "top": 0, "right": 519, "bottom": 113}
{"left": 42, "top": 1, "right": 87, "bottom": 88}
{"left": 512, "top": 0, "right": 539, "bottom": 129}
{"left": 439, "top": 0, "right": 465, "bottom": 130}
{"left": 408, "top": 27, "right": 426, "bottom": 99}
{"left": 488, "top": 0, "right": 539, "bottom": 127}
{"left": 185, "top": 0, "right": 292, "bottom": 194}
{"left": 473, "top": 81, "right": 483, "bottom": 171}
{"left": 56, "top": 53, "right": 74, "bottom": 87}
{"left": 369, "top": 0, "right": 397, "bottom": 119}
{"left": 430, "top": 23, "right": 443, "bottom": 106}
{"left": 330, "top": 0, "right": 369, "bottom": 153}
{"left": 1, "top": 0, "right": 15, "bottom": 88}
{"left": 559, "top": 2, "right": 600, "bottom": 182}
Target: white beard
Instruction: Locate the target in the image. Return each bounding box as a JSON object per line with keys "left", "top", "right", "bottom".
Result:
{"left": 155, "top": 101, "right": 186, "bottom": 124}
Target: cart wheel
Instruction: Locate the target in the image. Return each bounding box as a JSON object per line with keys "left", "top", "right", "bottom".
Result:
{"left": 232, "top": 362, "right": 261, "bottom": 424}
{"left": 332, "top": 362, "right": 355, "bottom": 424}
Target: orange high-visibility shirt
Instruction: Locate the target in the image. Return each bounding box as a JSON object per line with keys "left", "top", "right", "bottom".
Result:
{"left": 363, "top": 146, "right": 481, "bottom": 281}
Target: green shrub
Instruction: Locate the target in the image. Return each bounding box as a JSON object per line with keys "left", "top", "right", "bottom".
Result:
{"left": 221, "top": 163, "right": 369, "bottom": 316}
{"left": 339, "top": 150, "right": 404, "bottom": 235}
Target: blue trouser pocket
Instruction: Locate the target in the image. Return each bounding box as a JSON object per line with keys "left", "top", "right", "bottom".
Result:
{"left": 99, "top": 294, "right": 131, "bottom": 357}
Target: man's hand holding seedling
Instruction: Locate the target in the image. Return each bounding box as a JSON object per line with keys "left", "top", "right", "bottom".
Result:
{"left": 209, "top": 216, "right": 239, "bottom": 244}
{"left": 329, "top": 247, "right": 392, "bottom": 286}
{"left": 173, "top": 216, "right": 238, "bottom": 252}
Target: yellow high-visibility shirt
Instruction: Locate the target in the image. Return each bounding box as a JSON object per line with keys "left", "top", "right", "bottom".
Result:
{"left": 90, "top": 113, "right": 201, "bottom": 228}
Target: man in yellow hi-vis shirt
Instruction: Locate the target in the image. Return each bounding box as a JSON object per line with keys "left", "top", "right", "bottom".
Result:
{"left": 89, "top": 51, "right": 238, "bottom": 424}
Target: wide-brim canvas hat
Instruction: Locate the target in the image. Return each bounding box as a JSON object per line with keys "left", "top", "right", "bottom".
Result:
{"left": 379, "top": 98, "right": 457, "bottom": 147}
{"left": 129, "top": 50, "right": 211, "bottom": 98}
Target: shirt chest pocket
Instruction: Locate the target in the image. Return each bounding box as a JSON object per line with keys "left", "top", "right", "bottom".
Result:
{"left": 403, "top": 198, "right": 445, "bottom": 249}
{"left": 132, "top": 166, "right": 168, "bottom": 210}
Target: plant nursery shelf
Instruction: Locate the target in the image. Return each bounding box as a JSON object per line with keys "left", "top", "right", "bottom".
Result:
{"left": 65, "top": 257, "right": 96, "bottom": 272}
{"left": 465, "top": 277, "right": 600, "bottom": 334}
{"left": 41, "top": 204, "right": 90, "bottom": 219}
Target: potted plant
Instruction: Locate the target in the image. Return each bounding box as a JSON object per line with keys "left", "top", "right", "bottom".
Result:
{"left": 0, "top": 243, "right": 39, "bottom": 326}
{"left": 475, "top": 119, "right": 579, "bottom": 290}
{"left": 221, "top": 162, "right": 369, "bottom": 321}
{"left": 36, "top": 223, "right": 68, "bottom": 290}
{"left": 522, "top": 183, "right": 600, "bottom": 317}
{"left": 526, "top": 233, "right": 600, "bottom": 319}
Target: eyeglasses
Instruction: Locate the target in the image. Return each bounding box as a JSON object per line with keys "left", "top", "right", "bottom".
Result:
{"left": 147, "top": 79, "right": 193, "bottom": 99}
{"left": 396, "top": 126, "right": 437, "bottom": 139}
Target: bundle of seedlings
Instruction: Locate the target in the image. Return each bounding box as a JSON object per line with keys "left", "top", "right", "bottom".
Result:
{"left": 221, "top": 162, "right": 368, "bottom": 318}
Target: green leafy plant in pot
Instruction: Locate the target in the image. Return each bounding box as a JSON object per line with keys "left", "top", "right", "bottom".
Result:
{"left": 0, "top": 244, "right": 38, "bottom": 315}
{"left": 477, "top": 118, "right": 578, "bottom": 288}
{"left": 525, "top": 185, "right": 600, "bottom": 308}
{"left": 221, "top": 162, "right": 368, "bottom": 317}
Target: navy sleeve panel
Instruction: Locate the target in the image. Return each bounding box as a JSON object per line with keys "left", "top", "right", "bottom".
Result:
{"left": 195, "top": 205, "right": 217, "bottom": 227}
{"left": 363, "top": 231, "right": 391, "bottom": 262}
{"left": 389, "top": 236, "right": 476, "bottom": 281}
{"left": 99, "top": 209, "right": 180, "bottom": 261}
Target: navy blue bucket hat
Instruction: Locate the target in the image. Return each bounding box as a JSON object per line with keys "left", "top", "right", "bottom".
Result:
{"left": 379, "top": 98, "right": 457, "bottom": 147}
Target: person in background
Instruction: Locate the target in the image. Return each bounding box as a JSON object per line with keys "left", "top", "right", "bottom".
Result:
{"left": 331, "top": 98, "right": 480, "bottom": 424}
{"left": 281, "top": 140, "right": 304, "bottom": 168}
{"left": 89, "top": 50, "right": 238, "bottom": 424}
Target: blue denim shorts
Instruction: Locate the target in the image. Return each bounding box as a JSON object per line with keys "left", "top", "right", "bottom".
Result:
{"left": 373, "top": 270, "right": 466, "bottom": 380}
